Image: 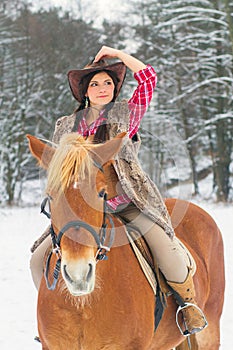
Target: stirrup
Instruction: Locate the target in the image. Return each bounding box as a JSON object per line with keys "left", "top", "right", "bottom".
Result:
{"left": 175, "top": 302, "right": 208, "bottom": 336}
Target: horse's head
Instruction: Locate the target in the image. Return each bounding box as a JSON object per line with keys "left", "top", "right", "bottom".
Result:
{"left": 27, "top": 132, "right": 126, "bottom": 296}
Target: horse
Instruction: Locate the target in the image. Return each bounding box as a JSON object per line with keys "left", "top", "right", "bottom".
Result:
{"left": 27, "top": 132, "right": 225, "bottom": 350}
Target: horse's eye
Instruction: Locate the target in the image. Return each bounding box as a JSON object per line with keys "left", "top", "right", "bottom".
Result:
{"left": 98, "top": 189, "right": 106, "bottom": 198}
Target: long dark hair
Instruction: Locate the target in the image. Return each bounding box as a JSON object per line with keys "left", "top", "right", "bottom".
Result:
{"left": 72, "top": 69, "right": 120, "bottom": 142}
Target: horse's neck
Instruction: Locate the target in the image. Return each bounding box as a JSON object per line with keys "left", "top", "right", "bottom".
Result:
{"left": 85, "top": 135, "right": 123, "bottom": 199}
{"left": 104, "top": 163, "right": 124, "bottom": 199}
{"left": 85, "top": 135, "right": 95, "bottom": 142}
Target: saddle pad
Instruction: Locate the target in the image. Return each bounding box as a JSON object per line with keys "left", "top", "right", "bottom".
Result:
{"left": 125, "top": 228, "right": 157, "bottom": 295}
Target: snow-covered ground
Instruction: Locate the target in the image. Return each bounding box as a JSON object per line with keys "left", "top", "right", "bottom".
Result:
{"left": 0, "top": 196, "right": 232, "bottom": 349}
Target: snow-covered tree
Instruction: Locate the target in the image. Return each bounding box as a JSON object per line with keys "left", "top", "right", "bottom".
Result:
{"left": 127, "top": 0, "right": 233, "bottom": 201}
{"left": 0, "top": 2, "right": 102, "bottom": 205}
{"left": 0, "top": 4, "right": 28, "bottom": 204}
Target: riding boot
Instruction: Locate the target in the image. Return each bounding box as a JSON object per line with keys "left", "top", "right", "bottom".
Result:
{"left": 167, "top": 270, "right": 208, "bottom": 336}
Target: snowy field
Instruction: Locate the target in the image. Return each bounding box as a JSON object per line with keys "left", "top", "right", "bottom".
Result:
{"left": 0, "top": 197, "right": 232, "bottom": 349}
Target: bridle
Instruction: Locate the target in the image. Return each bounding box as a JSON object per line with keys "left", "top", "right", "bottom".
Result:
{"left": 40, "top": 160, "right": 115, "bottom": 291}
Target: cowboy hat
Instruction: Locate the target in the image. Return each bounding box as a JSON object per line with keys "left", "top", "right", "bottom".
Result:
{"left": 67, "top": 59, "right": 127, "bottom": 103}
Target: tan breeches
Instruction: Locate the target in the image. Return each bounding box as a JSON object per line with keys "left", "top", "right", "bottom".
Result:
{"left": 116, "top": 203, "right": 189, "bottom": 283}
{"left": 30, "top": 203, "right": 189, "bottom": 290}
{"left": 30, "top": 234, "right": 51, "bottom": 290}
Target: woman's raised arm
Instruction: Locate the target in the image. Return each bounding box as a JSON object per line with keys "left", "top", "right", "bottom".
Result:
{"left": 94, "top": 45, "right": 147, "bottom": 73}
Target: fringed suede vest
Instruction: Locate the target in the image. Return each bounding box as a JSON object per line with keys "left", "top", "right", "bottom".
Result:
{"left": 52, "top": 101, "right": 174, "bottom": 238}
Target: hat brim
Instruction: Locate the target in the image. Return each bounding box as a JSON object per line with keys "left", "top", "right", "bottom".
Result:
{"left": 67, "top": 62, "right": 126, "bottom": 103}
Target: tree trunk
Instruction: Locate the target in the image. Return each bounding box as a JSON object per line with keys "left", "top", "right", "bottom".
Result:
{"left": 212, "top": 0, "right": 232, "bottom": 201}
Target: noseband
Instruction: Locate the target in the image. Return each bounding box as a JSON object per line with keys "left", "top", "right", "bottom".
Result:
{"left": 40, "top": 162, "right": 115, "bottom": 291}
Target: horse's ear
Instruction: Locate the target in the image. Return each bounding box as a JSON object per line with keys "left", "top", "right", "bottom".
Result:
{"left": 92, "top": 132, "right": 127, "bottom": 165}
{"left": 27, "top": 134, "right": 55, "bottom": 169}
{"left": 114, "top": 132, "right": 128, "bottom": 140}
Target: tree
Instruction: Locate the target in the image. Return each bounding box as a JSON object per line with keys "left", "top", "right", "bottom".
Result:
{"left": 0, "top": 2, "right": 102, "bottom": 205}
{"left": 0, "top": 3, "right": 29, "bottom": 204}
{"left": 126, "top": 0, "right": 233, "bottom": 201}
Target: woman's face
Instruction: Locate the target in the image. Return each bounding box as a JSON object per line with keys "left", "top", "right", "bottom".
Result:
{"left": 86, "top": 72, "right": 115, "bottom": 107}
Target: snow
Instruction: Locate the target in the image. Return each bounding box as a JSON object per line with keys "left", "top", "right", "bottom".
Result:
{"left": 0, "top": 206, "right": 48, "bottom": 350}
{"left": 0, "top": 192, "right": 232, "bottom": 349}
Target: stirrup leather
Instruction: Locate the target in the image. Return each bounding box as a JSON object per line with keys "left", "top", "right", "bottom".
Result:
{"left": 176, "top": 302, "right": 208, "bottom": 336}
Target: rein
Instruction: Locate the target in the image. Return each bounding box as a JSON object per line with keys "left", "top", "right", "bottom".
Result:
{"left": 41, "top": 160, "right": 115, "bottom": 291}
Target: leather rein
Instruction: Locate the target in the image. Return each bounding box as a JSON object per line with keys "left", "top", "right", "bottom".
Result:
{"left": 40, "top": 161, "right": 115, "bottom": 291}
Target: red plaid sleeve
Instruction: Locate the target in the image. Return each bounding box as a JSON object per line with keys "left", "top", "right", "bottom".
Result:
{"left": 128, "top": 65, "right": 157, "bottom": 138}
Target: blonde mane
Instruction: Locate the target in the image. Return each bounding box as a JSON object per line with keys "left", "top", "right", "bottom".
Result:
{"left": 46, "top": 133, "right": 97, "bottom": 196}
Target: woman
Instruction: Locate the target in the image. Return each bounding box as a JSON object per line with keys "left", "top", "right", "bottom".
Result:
{"left": 30, "top": 46, "right": 207, "bottom": 336}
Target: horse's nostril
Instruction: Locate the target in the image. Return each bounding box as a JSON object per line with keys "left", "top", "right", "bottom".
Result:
{"left": 63, "top": 265, "right": 73, "bottom": 284}
{"left": 86, "top": 263, "right": 93, "bottom": 282}
{"left": 63, "top": 263, "right": 94, "bottom": 285}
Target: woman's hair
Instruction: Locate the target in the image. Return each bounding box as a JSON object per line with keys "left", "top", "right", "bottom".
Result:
{"left": 72, "top": 69, "right": 120, "bottom": 142}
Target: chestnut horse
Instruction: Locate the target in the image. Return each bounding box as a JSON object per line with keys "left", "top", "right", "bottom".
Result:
{"left": 27, "top": 133, "right": 225, "bottom": 350}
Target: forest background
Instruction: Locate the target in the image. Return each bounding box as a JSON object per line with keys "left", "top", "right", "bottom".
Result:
{"left": 1, "top": 0, "right": 232, "bottom": 206}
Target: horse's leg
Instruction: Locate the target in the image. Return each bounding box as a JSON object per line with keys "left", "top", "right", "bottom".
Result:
{"left": 195, "top": 318, "right": 221, "bottom": 350}
{"left": 194, "top": 227, "right": 224, "bottom": 350}
{"left": 175, "top": 334, "right": 198, "bottom": 350}
{"left": 40, "top": 340, "right": 49, "bottom": 350}
{"left": 193, "top": 277, "right": 223, "bottom": 347}
{"left": 40, "top": 342, "right": 49, "bottom": 350}
{"left": 38, "top": 332, "right": 49, "bottom": 350}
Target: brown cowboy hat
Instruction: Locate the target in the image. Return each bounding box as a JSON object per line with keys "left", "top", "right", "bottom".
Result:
{"left": 67, "top": 59, "right": 127, "bottom": 102}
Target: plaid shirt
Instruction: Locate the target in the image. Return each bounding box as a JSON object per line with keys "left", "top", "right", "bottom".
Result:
{"left": 77, "top": 65, "right": 157, "bottom": 209}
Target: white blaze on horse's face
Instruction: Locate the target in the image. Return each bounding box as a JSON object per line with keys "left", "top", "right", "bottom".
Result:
{"left": 61, "top": 253, "right": 96, "bottom": 296}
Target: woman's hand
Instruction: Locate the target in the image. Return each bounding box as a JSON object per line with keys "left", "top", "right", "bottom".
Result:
{"left": 94, "top": 45, "right": 147, "bottom": 73}
{"left": 94, "top": 46, "right": 120, "bottom": 62}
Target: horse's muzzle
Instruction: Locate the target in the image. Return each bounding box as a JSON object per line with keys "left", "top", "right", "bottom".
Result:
{"left": 61, "top": 260, "right": 96, "bottom": 296}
